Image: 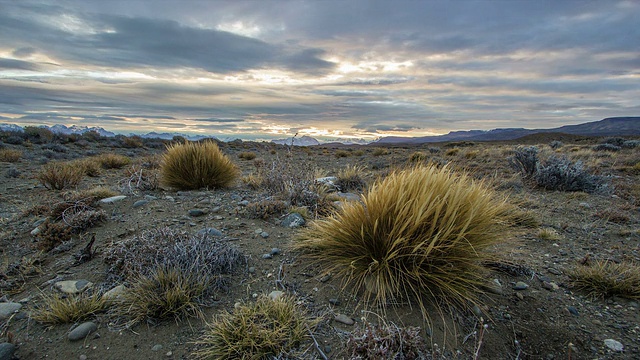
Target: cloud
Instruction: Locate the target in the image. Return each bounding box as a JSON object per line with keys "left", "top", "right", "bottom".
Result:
{"left": 0, "top": 58, "right": 39, "bottom": 71}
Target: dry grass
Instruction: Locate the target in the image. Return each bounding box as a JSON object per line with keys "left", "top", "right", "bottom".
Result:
{"left": 73, "top": 158, "right": 102, "bottom": 177}
{"left": 372, "top": 148, "right": 390, "bottom": 156}
{"left": 192, "top": 295, "right": 317, "bottom": 360}
{"left": 569, "top": 260, "right": 640, "bottom": 300}
{"left": 345, "top": 320, "right": 427, "bottom": 359}
{"left": 295, "top": 165, "right": 511, "bottom": 314}
{"left": 537, "top": 227, "right": 562, "bottom": 241}
{"left": 160, "top": 141, "right": 239, "bottom": 190}
{"left": 36, "top": 161, "right": 84, "bottom": 190}
{"left": 35, "top": 220, "right": 73, "bottom": 251}
{"left": 237, "top": 151, "right": 257, "bottom": 160}
{"left": 31, "top": 292, "right": 106, "bottom": 324}
{"left": 96, "top": 153, "right": 132, "bottom": 169}
{"left": 245, "top": 199, "right": 288, "bottom": 219}
{"left": 335, "top": 165, "right": 366, "bottom": 192}
{"left": 0, "top": 149, "right": 22, "bottom": 162}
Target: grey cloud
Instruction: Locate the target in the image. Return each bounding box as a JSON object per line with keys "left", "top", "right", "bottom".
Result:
{"left": 0, "top": 58, "right": 39, "bottom": 71}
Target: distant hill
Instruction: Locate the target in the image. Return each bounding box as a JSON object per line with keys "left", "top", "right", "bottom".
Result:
{"left": 375, "top": 117, "right": 640, "bottom": 144}
{"left": 272, "top": 135, "right": 320, "bottom": 146}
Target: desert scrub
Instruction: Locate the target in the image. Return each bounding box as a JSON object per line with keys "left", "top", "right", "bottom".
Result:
{"left": 295, "top": 165, "right": 511, "bottom": 314}
{"left": 245, "top": 199, "right": 288, "bottom": 219}
{"left": 409, "top": 151, "right": 427, "bottom": 163}
{"left": 34, "top": 220, "right": 73, "bottom": 251}
{"left": 508, "top": 146, "right": 539, "bottom": 178}
{"left": 335, "top": 165, "right": 366, "bottom": 192}
{"left": 119, "top": 165, "right": 160, "bottom": 194}
{"left": 0, "top": 149, "right": 22, "bottom": 162}
{"left": 537, "top": 227, "right": 561, "bottom": 241}
{"left": 192, "top": 295, "right": 318, "bottom": 360}
{"left": 534, "top": 156, "right": 605, "bottom": 193}
{"left": 445, "top": 148, "right": 460, "bottom": 156}
{"left": 372, "top": 148, "right": 390, "bottom": 156}
{"left": 96, "top": 153, "right": 132, "bottom": 169}
{"left": 345, "top": 321, "right": 427, "bottom": 360}
{"left": 335, "top": 149, "right": 351, "bottom": 158}
{"left": 74, "top": 158, "right": 102, "bottom": 177}
{"left": 237, "top": 151, "right": 257, "bottom": 160}
{"left": 37, "top": 161, "right": 84, "bottom": 190}
{"left": 569, "top": 260, "right": 640, "bottom": 300}
{"left": 160, "top": 140, "right": 239, "bottom": 190}
{"left": 31, "top": 292, "right": 106, "bottom": 324}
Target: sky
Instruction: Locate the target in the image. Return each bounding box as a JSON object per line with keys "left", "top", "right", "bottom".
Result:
{"left": 0, "top": 0, "right": 639, "bottom": 141}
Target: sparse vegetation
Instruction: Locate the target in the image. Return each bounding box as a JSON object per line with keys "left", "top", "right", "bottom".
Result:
{"left": 36, "top": 161, "right": 84, "bottom": 190}
{"left": 409, "top": 151, "right": 427, "bottom": 163}
{"left": 34, "top": 220, "right": 73, "bottom": 251}
{"left": 192, "top": 295, "right": 317, "bottom": 360}
{"left": 534, "top": 156, "right": 605, "bottom": 193}
{"left": 31, "top": 292, "right": 106, "bottom": 324}
{"left": 245, "top": 199, "right": 288, "bottom": 219}
{"left": 372, "top": 148, "right": 390, "bottom": 156}
{"left": 0, "top": 149, "right": 22, "bottom": 162}
{"left": 345, "top": 320, "right": 427, "bottom": 360}
{"left": 237, "top": 151, "right": 257, "bottom": 160}
{"left": 160, "top": 141, "right": 239, "bottom": 190}
{"left": 295, "top": 165, "right": 511, "bottom": 313}
{"left": 96, "top": 153, "right": 132, "bottom": 169}
{"left": 509, "top": 146, "right": 539, "bottom": 179}
{"left": 569, "top": 260, "right": 640, "bottom": 300}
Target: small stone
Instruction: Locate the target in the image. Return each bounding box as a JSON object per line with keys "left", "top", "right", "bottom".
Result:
{"left": 270, "top": 248, "right": 281, "bottom": 256}
{"left": 567, "top": 306, "right": 579, "bottom": 316}
{"left": 255, "top": 228, "right": 263, "bottom": 234}
{"left": 33, "top": 218, "right": 47, "bottom": 227}
{"left": 55, "top": 280, "right": 93, "bottom": 294}
{"left": 188, "top": 209, "right": 207, "bottom": 217}
{"left": 260, "top": 232, "right": 269, "bottom": 238}
{"left": 472, "top": 305, "right": 483, "bottom": 316}
{"left": 248, "top": 267, "right": 256, "bottom": 274}
{"left": 329, "top": 298, "right": 341, "bottom": 306}
{"left": 30, "top": 227, "right": 41, "bottom": 236}
{"left": 513, "top": 281, "right": 529, "bottom": 290}
{"left": 102, "top": 285, "right": 127, "bottom": 303}
{"left": 324, "top": 345, "right": 332, "bottom": 354}
{"left": 334, "top": 313, "right": 355, "bottom": 325}
{"left": 269, "top": 291, "right": 285, "bottom": 301}
{"left": 99, "top": 195, "right": 127, "bottom": 204}
{"left": 542, "top": 281, "right": 559, "bottom": 291}
{"left": 281, "top": 213, "right": 305, "bottom": 228}
{"left": 144, "top": 195, "right": 157, "bottom": 200}
{"left": 152, "top": 344, "right": 163, "bottom": 351}
{"left": 547, "top": 267, "right": 562, "bottom": 275}
{"left": 0, "top": 302, "right": 22, "bottom": 320}
{"left": 79, "top": 355, "right": 87, "bottom": 360}
{"left": 604, "top": 339, "right": 624, "bottom": 352}
{"left": 515, "top": 292, "right": 524, "bottom": 300}
{"left": 166, "top": 351, "right": 173, "bottom": 357}
{"left": 132, "top": 200, "right": 149, "bottom": 208}
{"left": 238, "top": 200, "right": 249, "bottom": 206}
{"left": 262, "top": 253, "right": 273, "bottom": 259}
{"left": 68, "top": 321, "right": 97, "bottom": 341}
{"left": 211, "top": 206, "right": 221, "bottom": 213}
{"left": 337, "top": 192, "right": 360, "bottom": 202}
{"left": 197, "top": 227, "right": 223, "bottom": 237}
{"left": 319, "top": 274, "right": 332, "bottom": 283}
{"left": 485, "top": 279, "right": 503, "bottom": 295}
{"left": 0, "top": 343, "right": 16, "bottom": 360}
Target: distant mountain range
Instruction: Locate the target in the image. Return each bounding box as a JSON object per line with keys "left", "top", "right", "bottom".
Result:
{"left": 272, "top": 135, "right": 321, "bottom": 146}
{"left": 375, "top": 117, "right": 640, "bottom": 144}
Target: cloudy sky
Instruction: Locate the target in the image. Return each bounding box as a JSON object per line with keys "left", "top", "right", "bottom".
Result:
{"left": 0, "top": 1, "right": 638, "bottom": 140}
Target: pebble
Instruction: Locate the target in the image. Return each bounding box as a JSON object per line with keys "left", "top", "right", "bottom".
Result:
{"left": 270, "top": 248, "right": 281, "bottom": 256}
{"left": 188, "top": 209, "right": 207, "bottom": 217}
{"left": 281, "top": 213, "right": 305, "bottom": 228}
{"left": 248, "top": 267, "right": 256, "bottom": 274}
{"left": 329, "top": 298, "right": 341, "bottom": 306}
{"left": 513, "top": 281, "right": 529, "bottom": 290}
{"left": 334, "top": 313, "right": 355, "bottom": 325}
{"left": 542, "top": 281, "right": 559, "bottom": 291}
{"left": 197, "top": 227, "right": 223, "bottom": 237}
{"left": 547, "top": 267, "right": 562, "bottom": 275}
{"left": 567, "top": 306, "right": 579, "bottom": 316}
{"left": 152, "top": 344, "right": 163, "bottom": 351}
{"left": 99, "top": 195, "right": 127, "bottom": 204}
{"left": 269, "top": 291, "right": 285, "bottom": 301}
{"left": 604, "top": 339, "right": 624, "bottom": 352}
{"left": 30, "top": 227, "right": 41, "bottom": 236}
{"left": 33, "top": 218, "right": 47, "bottom": 227}
{"left": 238, "top": 200, "right": 249, "bottom": 206}
{"left": 260, "top": 232, "right": 269, "bottom": 238}
{"left": 337, "top": 192, "right": 360, "bottom": 202}
{"left": 79, "top": 355, "right": 87, "bottom": 360}
{"left": 486, "top": 278, "right": 503, "bottom": 295}
{"left": 0, "top": 302, "right": 22, "bottom": 320}
{"left": 68, "top": 321, "right": 97, "bottom": 341}
{"left": 102, "top": 284, "right": 127, "bottom": 303}
{"left": 0, "top": 343, "right": 16, "bottom": 360}
{"left": 262, "top": 253, "right": 273, "bottom": 259}
{"left": 132, "top": 200, "right": 149, "bottom": 208}
{"left": 55, "top": 280, "right": 93, "bottom": 294}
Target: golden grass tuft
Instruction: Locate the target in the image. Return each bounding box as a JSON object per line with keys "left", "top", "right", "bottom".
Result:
{"left": 160, "top": 141, "right": 239, "bottom": 190}
{"left": 537, "top": 227, "right": 562, "bottom": 240}
{"left": 237, "top": 151, "right": 257, "bottom": 160}
{"left": 0, "top": 149, "right": 22, "bottom": 162}
{"left": 568, "top": 260, "right": 640, "bottom": 300}
{"left": 335, "top": 165, "right": 366, "bottom": 192}
{"left": 31, "top": 292, "right": 106, "bottom": 324}
{"left": 294, "top": 165, "right": 511, "bottom": 313}
{"left": 36, "top": 161, "right": 84, "bottom": 190}
{"left": 192, "top": 295, "right": 317, "bottom": 360}
{"left": 96, "top": 153, "right": 132, "bottom": 169}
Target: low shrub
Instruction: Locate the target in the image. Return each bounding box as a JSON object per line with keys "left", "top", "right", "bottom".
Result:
{"left": 335, "top": 150, "right": 351, "bottom": 158}
{"left": 534, "top": 156, "right": 605, "bottom": 193}
{"left": 345, "top": 321, "right": 427, "bottom": 360}
{"left": 409, "top": 151, "right": 427, "bottom": 163}
{"left": 508, "top": 146, "right": 539, "bottom": 179}
{"left": 34, "top": 220, "right": 73, "bottom": 251}
{"left": 549, "top": 140, "right": 564, "bottom": 149}
{"left": 0, "top": 149, "right": 22, "bottom": 162}
{"left": 160, "top": 141, "right": 239, "bottom": 190}
{"left": 445, "top": 148, "right": 460, "bottom": 156}
{"left": 569, "top": 260, "right": 640, "bottom": 300}
{"left": 36, "top": 161, "right": 84, "bottom": 190}
{"left": 245, "top": 199, "right": 288, "bottom": 219}
{"left": 593, "top": 143, "right": 621, "bottom": 152}
{"left": 372, "top": 148, "right": 390, "bottom": 156}
{"left": 237, "top": 151, "right": 257, "bottom": 160}
{"left": 603, "top": 137, "right": 625, "bottom": 147}
{"left": 24, "top": 126, "right": 54, "bottom": 144}
{"left": 622, "top": 140, "right": 640, "bottom": 149}
{"left": 192, "top": 295, "right": 317, "bottom": 359}
{"left": 31, "top": 292, "right": 106, "bottom": 324}
{"left": 295, "top": 165, "right": 510, "bottom": 313}
{"left": 97, "top": 153, "right": 131, "bottom": 169}
{"left": 121, "top": 136, "right": 144, "bottom": 148}
{"left": 119, "top": 165, "right": 160, "bottom": 194}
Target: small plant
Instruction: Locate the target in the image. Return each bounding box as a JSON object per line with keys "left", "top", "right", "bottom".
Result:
{"left": 23, "top": 126, "right": 54, "bottom": 144}
{"left": 335, "top": 149, "right": 351, "bottom": 158}
{"left": 295, "top": 165, "right": 510, "bottom": 313}
{"left": 569, "top": 260, "right": 640, "bottom": 299}
{"left": 353, "top": 149, "right": 365, "bottom": 156}
{"left": 71, "top": 186, "right": 118, "bottom": 202}
{"left": 508, "top": 146, "right": 539, "bottom": 179}
{"left": 537, "top": 227, "right": 561, "bottom": 241}
{"left": 549, "top": 140, "right": 564, "bottom": 149}
{"left": 74, "top": 158, "right": 102, "bottom": 177}
{"left": 0, "top": 149, "right": 21, "bottom": 162}
{"left": 622, "top": 140, "right": 640, "bottom": 149}
{"left": 160, "top": 141, "right": 239, "bottom": 190}
{"left": 534, "top": 156, "right": 605, "bottom": 193}
{"left": 445, "top": 148, "right": 460, "bottom": 156}
{"left": 409, "top": 151, "right": 427, "bottom": 163}
{"left": 345, "top": 320, "right": 427, "bottom": 360}
{"left": 245, "top": 199, "right": 288, "bottom": 219}
{"left": 121, "top": 135, "right": 144, "bottom": 148}
{"left": 593, "top": 143, "right": 621, "bottom": 152}
{"left": 36, "top": 161, "right": 84, "bottom": 190}
{"left": 237, "top": 151, "right": 257, "bottom": 160}
{"left": 465, "top": 150, "right": 479, "bottom": 159}
{"left": 119, "top": 165, "right": 160, "bottom": 194}
{"left": 96, "top": 153, "right": 132, "bottom": 169}
{"left": 334, "top": 165, "right": 366, "bottom": 192}
{"left": 34, "top": 220, "right": 73, "bottom": 251}
{"left": 31, "top": 292, "right": 106, "bottom": 324}
{"left": 372, "top": 148, "right": 390, "bottom": 156}
{"left": 192, "top": 295, "right": 317, "bottom": 359}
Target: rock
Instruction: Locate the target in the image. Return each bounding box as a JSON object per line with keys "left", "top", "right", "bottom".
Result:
{"left": 547, "top": 267, "right": 562, "bottom": 275}
{"left": 132, "top": 200, "right": 149, "bottom": 208}
{"left": 152, "top": 344, "right": 163, "bottom": 351}
{"left": 269, "top": 291, "right": 285, "bottom": 301}
{"left": 513, "top": 281, "right": 529, "bottom": 290}
{"left": 604, "top": 339, "right": 624, "bottom": 352}
{"left": 542, "top": 281, "right": 559, "bottom": 291}
{"left": 238, "top": 200, "right": 249, "bottom": 207}
{"left": 55, "top": 280, "right": 93, "bottom": 294}
{"left": 262, "top": 253, "right": 273, "bottom": 259}
{"left": 337, "top": 192, "right": 360, "bottom": 202}
{"left": 144, "top": 195, "right": 157, "bottom": 200}
{"left": 188, "top": 209, "right": 207, "bottom": 217}
{"left": 33, "top": 218, "right": 47, "bottom": 227}
{"left": 260, "top": 232, "right": 269, "bottom": 238}
{"left": 102, "top": 285, "right": 127, "bottom": 303}
{"left": 99, "top": 195, "right": 127, "bottom": 204}
{"left": 315, "top": 177, "right": 338, "bottom": 190}
{"left": 0, "top": 302, "right": 22, "bottom": 320}
{"left": 197, "top": 227, "right": 223, "bottom": 237}
{"left": 281, "top": 213, "right": 305, "bottom": 228}
{"left": 68, "top": 321, "right": 98, "bottom": 341}
{"left": 485, "top": 279, "right": 503, "bottom": 295}
{"left": 30, "top": 227, "right": 41, "bottom": 236}
{"left": 334, "top": 313, "right": 355, "bottom": 325}
{"left": 270, "top": 248, "right": 281, "bottom": 256}
{"left": 248, "top": 267, "right": 256, "bottom": 274}
{"left": 319, "top": 274, "right": 332, "bottom": 283}
{"left": 567, "top": 306, "right": 579, "bottom": 316}
{"left": 0, "top": 343, "right": 16, "bottom": 360}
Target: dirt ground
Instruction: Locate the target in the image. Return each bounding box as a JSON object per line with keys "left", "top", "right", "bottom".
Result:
{"left": 1, "top": 133, "right": 639, "bottom": 359}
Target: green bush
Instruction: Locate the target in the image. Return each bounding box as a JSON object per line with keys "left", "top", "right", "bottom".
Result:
{"left": 160, "top": 141, "right": 239, "bottom": 190}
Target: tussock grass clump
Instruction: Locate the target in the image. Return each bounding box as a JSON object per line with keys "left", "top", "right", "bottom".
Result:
{"left": 335, "top": 149, "right": 351, "bottom": 158}
{"left": 335, "top": 165, "right": 366, "bottom": 192}
{"left": 114, "top": 266, "right": 208, "bottom": 325}
{"left": 96, "top": 153, "right": 132, "bottom": 169}
{"left": 569, "top": 260, "right": 640, "bottom": 300}
{"left": 537, "top": 227, "right": 561, "bottom": 241}
{"left": 237, "top": 151, "right": 257, "bottom": 160}
{"left": 409, "top": 151, "right": 427, "bottom": 163}
{"left": 0, "top": 149, "right": 22, "bottom": 162}
{"left": 245, "top": 199, "right": 288, "bottom": 220}
{"left": 37, "top": 161, "right": 84, "bottom": 190}
{"left": 31, "top": 292, "right": 106, "bottom": 324}
{"left": 35, "top": 220, "right": 73, "bottom": 251}
{"left": 73, "top": 158, "right": 102, "bottom": 177}
{"left": 160, "top": 141, "right": 239, "bottom": 190}
{"left": 372, "top": 148, "right": 390, "bottom": 156}
{"left": 192, "top": 295, "right": 317, "bottom": 360}
{"left": 345, "top": 321, "right": 427, "bottom": 360}
{"left": 295, "top": 165, "right": 510, "bottom": 312}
